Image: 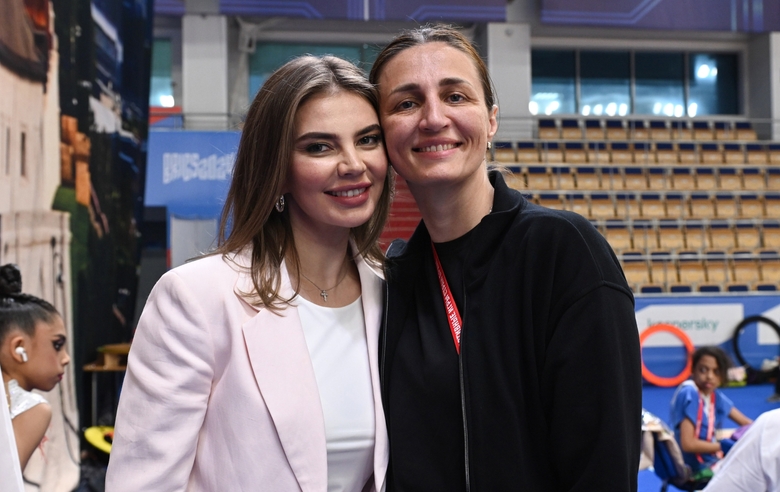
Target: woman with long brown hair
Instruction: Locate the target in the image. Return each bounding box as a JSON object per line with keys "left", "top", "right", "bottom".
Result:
{"left": 107, "top": 55, "right": 391, "bottom": 491}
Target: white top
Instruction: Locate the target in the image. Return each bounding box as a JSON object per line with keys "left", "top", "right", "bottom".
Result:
{"left": 704, "top": 408, "right": 780, "bottom": 492}
{"left": 7, "top": 379, "right": 47, "bottom": 419}
{"left": 297, "top": 295, "right": 375, "bottom": 492}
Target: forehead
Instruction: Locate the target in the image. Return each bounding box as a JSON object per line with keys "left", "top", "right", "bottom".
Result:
{"left": 33, "top": 315, "right": 65, "bottom": 338}
{"left": 696, "top": 354, "right": 719, "bottom": 368}
{"left": 295, "top": 90, "right": 376, "bottom": 130}
{"left": 379, "top": 42, "right": 482, "bottom": 90}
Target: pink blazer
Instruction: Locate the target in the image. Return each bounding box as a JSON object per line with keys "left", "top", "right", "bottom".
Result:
{"left": 105, "top": 249, "right": 389, "bottom": 491}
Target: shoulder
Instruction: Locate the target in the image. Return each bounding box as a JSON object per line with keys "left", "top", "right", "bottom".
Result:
{"left": 11, "top": 400, "right": 51, "bottom": 431}
{"left": 715, "top": 388, "right": 734, "bottom": 409}
{"left": 673, "top": 381, "right": 699, "bottom": 404}
{"left": 8, "top": 380, "right": 49, "bottom": 419}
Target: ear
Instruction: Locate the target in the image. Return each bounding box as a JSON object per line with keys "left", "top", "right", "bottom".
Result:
{"left": 7, "top": 334, "right": 27, "bottom": 364}
{"left": 487, "top": 105, "right": 498, "bottom": 141}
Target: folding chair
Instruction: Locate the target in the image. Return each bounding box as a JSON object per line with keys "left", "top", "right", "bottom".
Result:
{"left": 650, "top": 120, "right": 671, "bottom": 140}
{"left": 563, "top": 142, "right": 587, "bottom": 164}
{"left": 493, "top": 141, "right": 516, "bottom": 162}
{"left": 735, "top": 121, "right": 757, "bottom": 141}
{"left": 611, "top": 142, "right": 634, "bottom": 164}
{"left": 538, "top": 118, "right": 559, "bottom": 139}
{"left": 630, "top": 120, "right": 650, "bottom": 140}
{"left": 584, "top": 119, "right": 604, "bottom": 140}
{"left": 606, "top": 119, "right": 628, "bottom": 140}
{"left": 678, "top": 143, "right": 697, "bottom": 164}
{"left": 502, "top": 166, "right": 525, "bottom": 190}
{"left": 671, "top": 168, "right": 694, "bottom": 191}
{"left": 516, "top": 142, "right": 539, "bottom": 163}
{"left": 587, "top": 141, "right": 610, "bottom": 164}
{"left": 656, "top": 142, "right": 678, "bottom": 164}
{"left": 560, "top": 118, "right": 582, "bottom": 139}
{"left": 693, "top": 121, "right": 713, "bottom": 140}
{"left": 745, "top": 143, "right": 767, "bottom": 165}
{"left": 541, "top": 142, "right": 563, "bottom": 163}
{"left": 634, "top": 142, "right": 652, "bottom": 165}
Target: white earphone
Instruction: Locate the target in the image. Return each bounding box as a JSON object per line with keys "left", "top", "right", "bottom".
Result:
{"left": 14, "top": 346, "right": 28, "bottom": 362}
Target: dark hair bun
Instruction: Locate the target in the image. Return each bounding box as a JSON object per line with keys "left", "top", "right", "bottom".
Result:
{"left": 0, "top": 264, "right": 22, "bottom": 296}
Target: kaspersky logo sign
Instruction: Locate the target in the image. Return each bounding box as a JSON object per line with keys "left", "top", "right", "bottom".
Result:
{"left": 635, "top": 304, "right": 743, "bottom": 346}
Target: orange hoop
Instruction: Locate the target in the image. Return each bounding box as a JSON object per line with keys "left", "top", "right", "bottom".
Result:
{"left": 639, "top": 323, "right": 695, "bottom": 387}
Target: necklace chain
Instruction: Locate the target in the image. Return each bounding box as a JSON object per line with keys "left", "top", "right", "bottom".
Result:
{"left": 300, "top": 262, "right": 350, "bottom": 302}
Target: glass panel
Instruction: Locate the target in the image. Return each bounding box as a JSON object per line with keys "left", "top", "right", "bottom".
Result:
{"left": 635, "top": 52, "right": 685, "bottom": 116}
{"left": 579, "top": 51, "right": 630, "bottom": 117}
{"left": 530, "top": 50, "right": 576, "bottom": 115}
{"left": 688, "top": 53, "right": 738, "bottom": 115}
{"left": 249, "top": 43, "right": 364, "bottom": 99}
{"left": 150, "top": 39, "right": 174, "bottom": 107}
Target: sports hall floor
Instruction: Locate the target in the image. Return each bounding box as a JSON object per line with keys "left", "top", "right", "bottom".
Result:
{"left": 638, "top": 382, "right": 779, "bottom": 491}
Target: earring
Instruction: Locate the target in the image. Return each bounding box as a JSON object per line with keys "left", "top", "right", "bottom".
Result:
{"left": 275, "top": 195, "right": 285, "bottom": 213}
{"left": 487, "top": 142, "right": 492, "bottom": 150}
{"left": 15, "top": 346, "right": 28, "bottom": 363}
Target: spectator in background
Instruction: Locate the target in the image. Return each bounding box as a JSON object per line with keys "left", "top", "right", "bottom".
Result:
{"left": 0, "top": 264, "right": 70, "bottom": 470}
{"left": 670, "top": 346, "right": 753, "bottom": 479}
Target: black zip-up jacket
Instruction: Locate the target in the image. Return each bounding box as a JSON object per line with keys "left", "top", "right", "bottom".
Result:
{"left": 382, "top": 172, "right": 642, "bottom": 491}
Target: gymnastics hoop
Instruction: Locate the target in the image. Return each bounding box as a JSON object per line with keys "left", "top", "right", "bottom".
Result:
{"left": 731, "top": 315, "right": 780, "bottom": 372}
{"left": 639, "top": 323, "right": 695, "bottom": 387}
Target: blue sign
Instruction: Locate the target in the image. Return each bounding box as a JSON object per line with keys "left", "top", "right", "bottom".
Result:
{"left": 145, "top": 131, "right": 240, "bottom": 217}
{"left": 637, "top": 294, "right": 780, "bottom": 380}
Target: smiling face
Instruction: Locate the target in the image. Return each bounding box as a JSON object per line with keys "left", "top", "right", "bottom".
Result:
{"left": 376, "top": 42, "right": 497, "bottom": 189}
{"left": 284, "top": 90, "right": 387, "bottom": 239}
{"left": 692, "top": 354, "right": 721, "bottom": 395}
{"left": 21, "top": 315, "right": 70, "bottom": 392}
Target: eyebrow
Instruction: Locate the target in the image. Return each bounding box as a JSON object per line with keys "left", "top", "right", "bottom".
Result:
{"left": 389, "top": 77, "right": 472, "bottom": 95}
{"left": 296, "top": 124, "right": 381, "bottom": 143}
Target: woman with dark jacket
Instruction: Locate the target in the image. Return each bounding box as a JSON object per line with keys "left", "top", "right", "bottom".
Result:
{"left": 370, "top": 26, "right": 642, "bottom": 491}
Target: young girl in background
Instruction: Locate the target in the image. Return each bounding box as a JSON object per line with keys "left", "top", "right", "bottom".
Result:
{"left": 671, "top": 346, "right": 752, "bottom": 477}
{"left": 0, "top": 264, "right": 70, "bottom": 470}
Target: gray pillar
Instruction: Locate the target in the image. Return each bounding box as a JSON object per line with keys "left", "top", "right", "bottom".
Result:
{"left": 487, "top": 23, "right": 532, "bottom": 141}
{"left": 182, "top": 14, "right": 229, "bottom": 130}
{"left": 747, "top": 32, "right": 780, "bottom": 139}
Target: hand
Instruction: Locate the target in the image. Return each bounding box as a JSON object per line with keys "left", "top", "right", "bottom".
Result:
{"left": 720, "top": 438, "right": 735, "bottom": 455}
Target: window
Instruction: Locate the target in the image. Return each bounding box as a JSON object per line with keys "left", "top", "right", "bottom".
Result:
{"left": 150, "top": 38, "right": 174, "bottom": 107}
{"left": 635, "top": 52, "right": 685, "bottom": 116}
{"left": 688, "top": 53, "right": 738, "bottom": 116}
{"left": 579, "top": 51, "right": 630, "bottom": 117}
{"left": 248, "top": 43, "right": 378, "bottom": 100}
{"left": 20, "top": 131, "right": 26, "bottom": 177}
{"left": 530, "top": 50, "right": 576, "bottom": 115}
{"left": 531, "top": 49, "right": 739, "bottom": 116}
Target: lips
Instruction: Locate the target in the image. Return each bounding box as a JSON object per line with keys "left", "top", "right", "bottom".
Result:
{"left": 327, "top": 187, "right": 367, "bottom": 197}
{"left": 414, "top": 143, "right": 460, "bottom": 153}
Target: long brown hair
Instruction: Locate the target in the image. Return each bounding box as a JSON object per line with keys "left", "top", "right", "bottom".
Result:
{"left": 216, "top": 55, "right": 392, "bottom": 310}
{"left": 369, "top": 25, "right": 496, "bottom": 112}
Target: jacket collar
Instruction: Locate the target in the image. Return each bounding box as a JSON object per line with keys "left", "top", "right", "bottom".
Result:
{"left": 388, "top": 171, "right": 526, "bottom": 285}
{"left": 232, "top": 242, "right": 388, "bottom": 492}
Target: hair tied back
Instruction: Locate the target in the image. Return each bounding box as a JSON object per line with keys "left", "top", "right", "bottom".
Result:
{"left": 0, "top": 264, "right": 23, "bottom": 298}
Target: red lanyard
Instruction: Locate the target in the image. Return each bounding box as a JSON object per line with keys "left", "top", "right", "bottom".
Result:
{"left": 694, "top": 391, "right": 721, "bottom": 463}
{"left": 431, "top": 242, "right": 462, "bottom": 354}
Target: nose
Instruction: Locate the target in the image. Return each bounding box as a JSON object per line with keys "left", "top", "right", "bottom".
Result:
{"left": 338, "top": 147, "right": 367, "bottom": 176}
{"left": 419, "top": 99, "right": 448, "bottom": 132}
{"left": 61, "top": 350, "right": 71, "bottom": 367}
